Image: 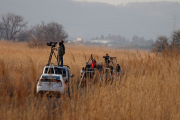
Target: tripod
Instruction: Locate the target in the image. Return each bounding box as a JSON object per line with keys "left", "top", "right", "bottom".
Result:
{"left": 47, "top": 46, "right": 57, "bottom": 66}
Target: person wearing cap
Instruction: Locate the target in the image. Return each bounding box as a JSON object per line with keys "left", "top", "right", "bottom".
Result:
{"left": 57, "top": 40, "right": 65, "bottom": 66}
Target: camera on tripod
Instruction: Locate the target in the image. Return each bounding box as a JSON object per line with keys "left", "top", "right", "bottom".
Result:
{"left": 46, "top": 42, "right": 57, "bottom": 48}
{"left": 109, "top": 57, "right": 116, "bottom": 60}
{"left": 46, "top": 42, "right": 58, "bottom": 65}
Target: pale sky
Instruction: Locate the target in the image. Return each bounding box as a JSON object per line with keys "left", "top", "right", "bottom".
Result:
{"left": 74, "top": 0, "right": 180, "bottom": 5}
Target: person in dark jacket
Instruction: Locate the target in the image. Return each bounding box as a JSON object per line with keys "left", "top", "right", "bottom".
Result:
{"left": 116, "top": 64, "right": 121, "bottom": 72}
{"left": 57, "top": 40, "right": 65, "bottom": 66}
{"left": 61, "top": 40, "right": 65, "bottom": 53}
{"left": 103, "top": 54, "right": 110, "bottom": 65}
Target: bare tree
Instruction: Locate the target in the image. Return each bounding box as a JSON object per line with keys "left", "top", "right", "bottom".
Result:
{"left": 27, "top": 22, "right": 68, "bottom": 47}
{"left": 16, "top": 30, "right": 30, "bottom": 42}
{"left": 29, "top": 22, "right": 68, "bottom": 42}
{"left": 0, "top": 22, "right": 4, "bottom": 39}
{"left": 29, "top": 24, "right": 44, "bottom": 41}
{"left": 152, "top": 36, "right": 169, "bottom": 52}
{"left": 42, "top": 22, "right": 68, "bottom": 42}
{"left": 171, "top": 30, "right": 180, "bottom": 48}
{"left": 0, "top": 13, "right": 27, "bottom": 40}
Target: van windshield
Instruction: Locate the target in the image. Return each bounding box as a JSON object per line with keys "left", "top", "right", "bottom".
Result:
{"left": 54, "top": 68, "right": 66, "bottom": 77}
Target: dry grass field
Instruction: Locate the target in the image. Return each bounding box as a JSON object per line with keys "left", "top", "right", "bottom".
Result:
{"left": 0, "top": 41, "right": 180, "bottom": 120}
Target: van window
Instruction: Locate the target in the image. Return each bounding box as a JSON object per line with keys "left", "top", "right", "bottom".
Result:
{"left": 54, "top": 68, "right": 66, "bottom": 77}
{"left": 41, "top": 76, "right": 60, "bottom": 80}
{"left": 86, "top": 65, "right": 91, "bottom": 68}
{"left": 40, "top": 79, "right": 61, "bottom": 82}
{"left": 44, "top": 68, "right": 54, "bottom": 74}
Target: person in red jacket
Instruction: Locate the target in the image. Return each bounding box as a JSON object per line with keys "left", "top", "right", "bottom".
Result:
{"left": 91, "top": 58, "right": 96, "bottom": 69}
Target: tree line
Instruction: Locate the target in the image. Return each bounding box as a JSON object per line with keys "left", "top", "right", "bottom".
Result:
{"left": 92, "top": 34, "right": 128, "bottom": 43}
{"left": 0, "top": 13, "right": 68, "bottom": 47}
{"left": 92, "top": 34, "right": 153, "bottom": 46}
{"left": 153, "top": 30, "right": 180, "bottom": 52}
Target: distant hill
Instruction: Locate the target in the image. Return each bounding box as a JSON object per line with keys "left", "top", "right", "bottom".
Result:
{"left": 0, "top": 0, "right": 180, "bottom": 40}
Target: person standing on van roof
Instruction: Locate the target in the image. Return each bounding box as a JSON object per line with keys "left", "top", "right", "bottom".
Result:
{"left": 57, "top": 40, "right": 65, "bottom": 66}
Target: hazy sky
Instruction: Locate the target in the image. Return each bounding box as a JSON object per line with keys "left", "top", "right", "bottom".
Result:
{"left": 74, "top": 0, "right": 180, "bottom": 5}
{"left": 0, "top": 0, "right": 179, "bottom": 40}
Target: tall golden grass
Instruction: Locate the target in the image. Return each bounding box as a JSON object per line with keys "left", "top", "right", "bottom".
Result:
{"left": 0, "top": 41, "right": 179, "bottom": 120}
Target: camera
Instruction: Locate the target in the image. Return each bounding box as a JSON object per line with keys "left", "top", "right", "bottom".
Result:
{"left": 46, "top": 42, "right": 57, "bottom": 48}
{"left": 109, "top": 57, "right": 116, "bottom": 60}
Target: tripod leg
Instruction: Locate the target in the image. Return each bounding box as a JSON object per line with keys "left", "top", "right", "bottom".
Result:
{"left": 57, "top": 56, "right": 60, "bottom": 66}
{"left": 78, "top": 72, "right": 85, "bottom": 89}
{"left": 48, "top": 48, "right": 54, "bottom": 65}
{"left": 119, "top": 73, "right": 121, "bottom": 85}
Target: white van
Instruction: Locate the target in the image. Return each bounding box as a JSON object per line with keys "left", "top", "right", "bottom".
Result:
{"left": 36, "top": 65, "right": 72, "bottom": 97}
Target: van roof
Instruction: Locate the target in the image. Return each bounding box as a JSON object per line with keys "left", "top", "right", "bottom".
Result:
{"left": 44, "top": 66, "right": 70, "bottom": 70}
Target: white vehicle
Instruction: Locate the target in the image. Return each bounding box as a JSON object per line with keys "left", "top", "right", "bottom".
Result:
{"left": 36, "top": 65, "right": 72, "bottom": 97}
{"left": 36, "top": 74, "right": 67, "bottom": 96}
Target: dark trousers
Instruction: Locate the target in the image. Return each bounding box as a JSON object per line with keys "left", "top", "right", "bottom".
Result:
{"left": 57, "top": 56, "right": 63, "bottom": 66}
